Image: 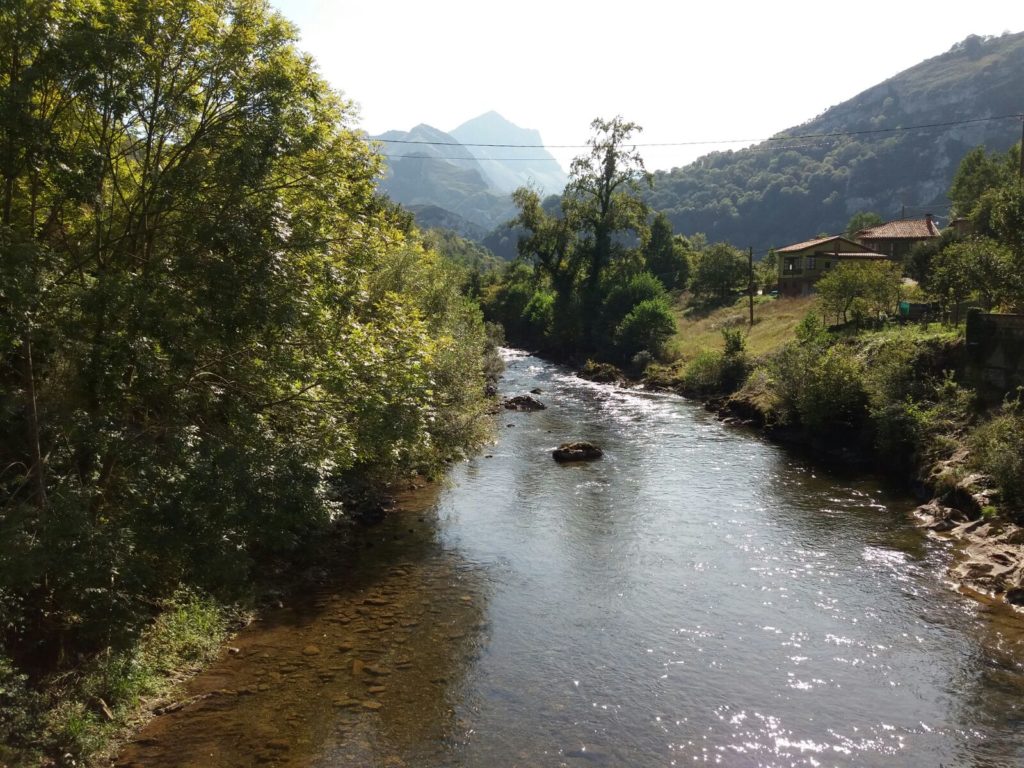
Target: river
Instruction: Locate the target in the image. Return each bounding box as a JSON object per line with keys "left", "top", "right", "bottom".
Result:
{"left": 117, "top": 350, "right": 1024, "bottom": 768}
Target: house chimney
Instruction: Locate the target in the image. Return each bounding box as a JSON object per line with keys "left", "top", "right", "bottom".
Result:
{"left": 925, "top": 212, "right": 934, "bottom": 232}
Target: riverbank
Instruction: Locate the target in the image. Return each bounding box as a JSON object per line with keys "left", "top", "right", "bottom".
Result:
{"left": 0, "top": 476, "right": 452, "bottom": 768}
{"left": 114, "top": 481, "right": 487, "bottom": 768}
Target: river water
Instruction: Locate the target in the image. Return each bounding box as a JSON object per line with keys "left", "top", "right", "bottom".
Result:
{"left": 118, "top": 350, "right": 1024, "bottom": 768}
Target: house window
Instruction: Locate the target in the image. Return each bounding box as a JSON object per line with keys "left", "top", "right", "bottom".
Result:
{"left": 824, "top": 261, "right": 832, "bottom": 269}
{"left": 807, "top": 257, "right": 816, "bottom": 269}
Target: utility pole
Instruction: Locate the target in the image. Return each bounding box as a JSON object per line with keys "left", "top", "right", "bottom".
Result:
{"left": 748, "top": 246, "right": 755, "bottom": 327}
{"left": 1019, "top": 115, "right": 1023, "bottom": 181}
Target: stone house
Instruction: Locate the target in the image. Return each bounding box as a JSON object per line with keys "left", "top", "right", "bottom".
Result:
{"left": 853, "top": 214, "right": 942, "bottom": 260}
{"left": 776, "top": 235, "right": 888, "bottom": 298}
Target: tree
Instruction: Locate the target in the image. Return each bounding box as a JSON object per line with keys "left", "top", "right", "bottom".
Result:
{"left": 644, "top": 212, "right": 690, "bottom": 290}
{"left": 509, "top": 186, "right": 583, "bottom": 350}
{"left": 928, "top": 237, "right": 1016, "bottom": 319}
{"left": 0, "top": 0, "right": 491, "bottom": 680}
{"left": 563, "top": 116, "right": 651, "bottom": 338}
{"left": 508, "top": 117, "right": 653, "bottom": 355}
{"left": 691, "top": 243, "right": 747, "bottom": 302}
{"left": 816, "top": 261, "right": 902, "bottom": 324}
{"left": 756, "top": 249, "right": 779, "bottom": 293}
{"left": 846, "top": 211, "right": 884, "bottom": 238}
{"left": 614, "top": 298, "right": 676, "bottom": 363}
{"left": 949, "top": 146, "right": 1013, "bottom": 217}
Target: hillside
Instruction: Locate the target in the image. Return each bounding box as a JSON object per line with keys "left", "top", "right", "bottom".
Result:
{"left": 645, "top": 31, "right": 1024, "bottom": 251}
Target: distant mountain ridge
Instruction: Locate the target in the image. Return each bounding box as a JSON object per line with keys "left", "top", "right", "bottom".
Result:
{"left": 644, "top": 31, "right": 1024, "bottom": 250}
{"left": 450, "top": 111, "right": 567, "bottom": 195}
{"left": 373, "top": 113, "right": 566, "bottom": 235}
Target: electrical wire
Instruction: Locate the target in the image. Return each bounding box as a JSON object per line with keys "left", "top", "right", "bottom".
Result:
{"left": 367, "top": 113, "right": 1024, "bottom": 150}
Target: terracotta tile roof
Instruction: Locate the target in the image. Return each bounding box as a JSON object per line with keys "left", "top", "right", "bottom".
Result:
{"left": 833, "top": 252, "right": 889, "bottom": 260}
{"left": 856, "top": 218, "right": 941, "bottom": 240}
{"left": 776, "top": 235, "right": 879, "bottom": 254}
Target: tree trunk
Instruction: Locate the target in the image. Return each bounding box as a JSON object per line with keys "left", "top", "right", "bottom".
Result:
{"left": 22, "top": 329, "right": 47, "bottom": 512}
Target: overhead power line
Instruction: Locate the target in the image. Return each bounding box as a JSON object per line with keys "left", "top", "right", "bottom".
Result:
{"left": 367, "top": 113, "right": 1024, "bottom": 150}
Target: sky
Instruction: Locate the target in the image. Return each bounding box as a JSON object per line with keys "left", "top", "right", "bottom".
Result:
{"left": 268, "top": 0, "right": 1021, "bottom": 173}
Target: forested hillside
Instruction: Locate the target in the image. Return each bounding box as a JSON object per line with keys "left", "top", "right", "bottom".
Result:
{"left": 645, "top": 31, "right": 1024, "bottom": 249}
{"left": 0, "top": 1, "right": 492, "bottom": 760}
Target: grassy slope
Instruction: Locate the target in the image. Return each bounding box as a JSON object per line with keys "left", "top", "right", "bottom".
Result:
{"left": 669, "top": 295, "right": 818, "bottom": 362}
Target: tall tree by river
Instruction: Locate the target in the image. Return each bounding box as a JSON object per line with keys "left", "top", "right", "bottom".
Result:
{"left": 0, "top": 0, "right": 489, "bottom": 694}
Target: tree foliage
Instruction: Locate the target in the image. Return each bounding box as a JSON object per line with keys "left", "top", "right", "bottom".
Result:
{"left": 815, "top": 261, "right": 902, "bottom": 324}
{"left": 0, "top": 0, "right": 490, "bottom": 687}
{"left": 927, "top": 237, "right": 1016, "bottom": 318}
{"left": 484, "top": 117, "right": 669, "bottom": 364}
{"left": 690, "top": 243, "right": 748, "bottom": 303}
{"left": 643, "top": 212, "right": 691, "bottom": 290}
{"left": 846, "top": 211, "right": 884, "bottom": 237}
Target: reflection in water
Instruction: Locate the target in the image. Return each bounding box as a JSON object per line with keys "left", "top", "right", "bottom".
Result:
{"left": 117, "top": 488, "right": 488, "bottom": 768}
{"left": 119, "top": 350, "right": 1024, "bottom": 768}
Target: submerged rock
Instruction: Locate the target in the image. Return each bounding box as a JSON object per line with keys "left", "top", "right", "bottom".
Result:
{"left": 504, "top": 394, "right": 547, "bottom": 411}
{"left": 552, "top": 442, "right": 603, "bottom": 463}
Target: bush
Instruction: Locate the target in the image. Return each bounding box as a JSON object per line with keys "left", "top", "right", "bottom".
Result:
{"left": 970, "top": 400, "right": 1024, "bottom": 510}
{"left": 679, "top": 335, "right": 748, "bottom": 397}
{"left": 602, "top": 273, "right": 667, "bottom": 340}
{"left": 614, "top": 298, "right": 676, "bottom": 362}
{"left": 522, "top": 290, "right": 555, "bottom": 341}
{"left": 769, "top": 339, "right": 867, "bottom": 431}
{"left": 794, "top": 346, "right": 868, "bottom": 430}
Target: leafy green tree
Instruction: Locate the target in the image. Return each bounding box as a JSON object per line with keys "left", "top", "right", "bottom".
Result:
{"left": 644, "top": 212, "right": 690, "bottom": 290}
{"left": 928, "top": 236, "right": 1015, "bottom": 319}
{"left": 564, "top": 116, "right": 651, "bottom": 338}
{"left": 949, "top": 145, "right": 1014, "bottom": 217}
{"left": 846, "top": 211, "right": 884, "bottom": 237}
{"left": 506, "top": 117, "right": 653, "bottom": 355}
{"left": 691, "top": 243, "right": 747, "bottom": 303}
{"left": 756, "top": 249, "right": 779, "bottom": 293}
{"left": 508, "top": 186, "right": 583, "bottom": 350}
{"left": 614, "top": 298, "right": 676, "bottom": 363}
{"left": 0, "top": 0, "right": 491, "bottom": 688}
{"left": 816, "top": 261, "right": 902, "bottom": 324}
{"left": 602, "top": 272, "right": 666, "bottom": 339}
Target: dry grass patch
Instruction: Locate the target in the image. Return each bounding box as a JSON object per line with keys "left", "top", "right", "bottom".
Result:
{"left": 670, "top": 295, "right": 818, "bottom": 362}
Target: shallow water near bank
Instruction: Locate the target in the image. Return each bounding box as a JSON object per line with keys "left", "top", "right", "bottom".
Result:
{"left": 117, "top": 350, "right": 1024, "bottom": 767}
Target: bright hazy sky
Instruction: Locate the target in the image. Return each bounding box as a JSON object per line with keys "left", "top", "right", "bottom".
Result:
{"left": 269, "top": 1, "right": 1020, "bottom": 173}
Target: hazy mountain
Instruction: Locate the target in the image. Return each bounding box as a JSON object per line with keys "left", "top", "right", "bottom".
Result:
{"left": 374, "top": 114, "right": 566, "bottom": 238}
{"left": 450, "top": 111, "right": 568, "bottom": 195}
{"left": 645, "top": 31, "right": 1024, "bottom": 251}
{"left": 374, "top": 123, "right": 516, "bottom": 232}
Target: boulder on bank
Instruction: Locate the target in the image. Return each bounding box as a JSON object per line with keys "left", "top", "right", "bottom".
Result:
{"left": 552, "top": 441, "right": 603, "bottom": 463}
{"left": 579, "top": 360, "right": 624, "bottom": 384}
{"left": 504, "top": 394, "right": 546, "bottom": 411}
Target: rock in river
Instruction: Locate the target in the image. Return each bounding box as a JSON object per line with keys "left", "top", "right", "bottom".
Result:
{"left": 503, "top": 394, "right": 546, "bottom": 411}
{"left": 552, "top": 442, "right": 603, "bottom": 463}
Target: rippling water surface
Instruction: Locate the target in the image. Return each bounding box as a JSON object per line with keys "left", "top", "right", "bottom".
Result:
{"left": 120, "top": 350, "right": 1024, "bottom": 768}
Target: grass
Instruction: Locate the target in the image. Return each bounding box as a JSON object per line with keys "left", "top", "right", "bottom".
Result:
{"left": 669, "top": 295, "right": 818, "bottom": 362}
{"left": 3, "top": 589, "right": 242, "bottom": 766}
